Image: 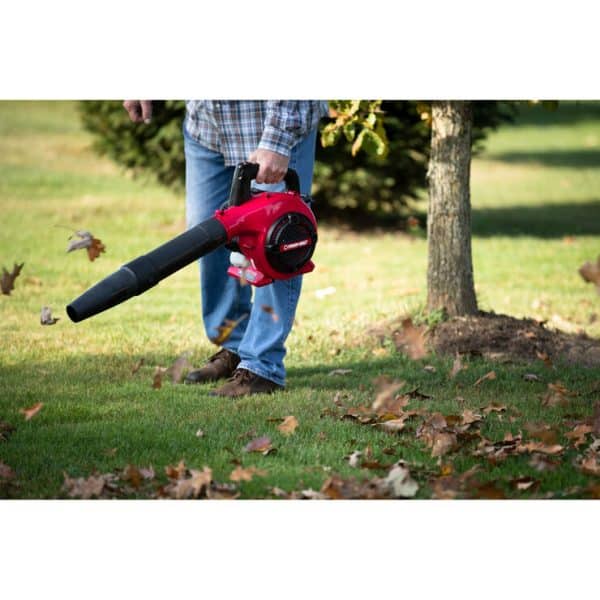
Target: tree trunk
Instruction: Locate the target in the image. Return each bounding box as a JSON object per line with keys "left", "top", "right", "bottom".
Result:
{"left": 426, "top": 101, "right": 478, "bottom": 317}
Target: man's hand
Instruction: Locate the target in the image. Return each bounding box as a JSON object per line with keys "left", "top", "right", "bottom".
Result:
{"left": 248, "top": 148, "right": 289, "bottom": 184}
{"left": 123, "top": 100, "right": 153, "bottom": 123}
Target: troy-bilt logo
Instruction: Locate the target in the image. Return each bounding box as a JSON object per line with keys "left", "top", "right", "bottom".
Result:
{"left": 279, "top": 239, "right": 311, "bottom": 252}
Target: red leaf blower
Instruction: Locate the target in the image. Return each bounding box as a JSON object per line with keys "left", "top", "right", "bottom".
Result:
{"left": 66, "top": 163, "right": 318, "bottom": 323}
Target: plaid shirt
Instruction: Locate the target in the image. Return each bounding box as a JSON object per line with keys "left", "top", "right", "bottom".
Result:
{"left": 184, "top": 100, "right": 328, "bottom": 166}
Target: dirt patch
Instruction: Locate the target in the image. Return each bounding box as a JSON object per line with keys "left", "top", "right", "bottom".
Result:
{"left": 428, "top": 312, "right": 600, "bottom": 367}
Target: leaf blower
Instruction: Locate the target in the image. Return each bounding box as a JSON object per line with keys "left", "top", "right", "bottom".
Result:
{"left": 66, "top": 162, "right": 317, "bottom": 323}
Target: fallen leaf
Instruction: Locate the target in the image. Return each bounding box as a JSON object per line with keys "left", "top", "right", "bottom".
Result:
{"left": 1, "top": 262, "right": 24, "bottom": 295}
{"left": 229, "top": 465, "right": 267, "bottom": 482}
{"left": 523, "top": 373, "right": 542, "bottom": 382}
{"left": 536, "top": 351, "right": 553, "bottom": 369}
{"left": 510, "top": 476, "right": 539, "bottom": 492}
{"left": 328, "top": 368, "right": 352, "bottom": 376}
{"left": 564, "top": 424, "right": 593, "bottom": 448}
{"left": 62, "top": 472, "right": 115, "bottom": 499}
{"left": 260, "top": 305, "right": 279, "bottom": 322}
{"left": 347, "top": 451, "right": 362, "bottom": 468}
{"left": 529, "top": 454, "right": 559, "bottom": 472}
{"left": 244, "top": 436, "right": 273, "bottom": 453}
{"left": 277, "top": 416, "right": 299, "bottom": 436}
{"left": 580, "top": 455, "right": 600, "bottom": 476}
{"left": 165, "top": 460, "right": 187, "bottom": 480}
{"left": 431, "top": 432, "right": 457, "bottom": 458}
{"left": 392, "top": 318, "right": 428, "bottom": 360}
{"left": 470, "top": 481, "right": 506, "bottom": 499}
{"left": 40, "top": 306, "right": 60, "bottom": 325}
{"left": 450, "top": 354, "right": 465, "bottom": 378}
{"left": 541, "top": 382, "right": 572, "bottom": 407}
{"left": 131, "top": 358, "right": 145, "bottom": 374}
{"left": 0, "top": 462, "right": 15, "bottom": 480}
{"left": 87, "top": 237, "right": 106, "bottom": 261}
{"left": 378, "top": 417, "right": 409, "bottom": 433}
{"left": 384, "top": 464, "right": 419, "bottom": 498}
{"left": 210, "top": 313, "right": 249, "bottom": 346}
{"left": 579, "top": 256, "right": 600, "bottom": 293}
{"left": 372, "top": 376, "right": 406, "bottom": 413}
{"left": 524, "top": 422, "right": 559, "bottom": 445}
{"left": 20, "top": 402, "right": 43, "bottom": 421}
{"left": 152, "top": 366, "right": 167, "bottom": 389}
{"left": 474, "top": 371, "right": 496, "bottom": 387}
{"left": 171, "top": 467, "right": 213, "bottom": 499}
{"left": 518, "top": 441, "right": 564, "bottom": 455}
{"left": 482, "top": 402, "right": 506, "bottom": 415}
{"left": 461, "top": 409, "right": 483, "bottom": 426}
{"left": 122, "top": 465, "right": 143, "bottom": 489}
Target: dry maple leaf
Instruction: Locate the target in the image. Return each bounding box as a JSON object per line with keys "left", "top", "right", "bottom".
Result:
{"left": 244, "top": 436, "right": 273, "bottom": 454}
{"left": 461, "top": 409, "right": 483, "bottom": 426}
{"left": 229, "top": 465, "right": 267, "bottom": 482}
{"left": 580, "top": 455, "right": 600, "bottom": 476}
{"left": 62, "top": 472, "right": 115, "bottom": 499}
{"left": 20, "top": 402, "right": 43, "bottom": 421}
{"left": 524, "top": 422, "right": 559, "bottom": 445}
{"left": 66, "top": 230, "right": 106, "bottom": 262}
{"left": 579, "top": 256, "right": 600, "bottom": 294}
{"left": 450, "top": 354, "right": 465, "bottom": 379}
{"left": 152, "top": 366, "right": 168, "bottom": 389}
{"left": 210, "top": 313, "right": 249, "bottom": 346}
{"left": 131, "top": 358, "right": 145, "bottom": 374}
{"left": 541, "top": 382, "right": 572, "bottom": 407}
{"left": 1, "top": 262, "right": 24, "bottom": 295}
{"left": 474, "top": 370, "right": 496, "bottom": 387}
{"left": 431, "top": 432, "right": 458, "bottom": 458}
{"left": 384, "top": 464, "right": 419, "bottom": 498}
{"left": 171, "top": 467, "right": 213, "bottom": 499}
{"left": 277, "top": 416, "right": 299, "bottom": 436}
{"left": 372, "top": 377, "right": 406, "bottom": 413}
{"left": 564, "top": 424, "right": 593, "bottom": 448}
{"left": 518, "top": 441, "right": 564, "bottom": 455}
{"left": 40, "top": 306, "right": 60, "bottom": 325}
{"left": 165, "top": 460, "right": 187, "bottom": 480}
{"left": 392, "top": 318, "right": 428, "bottom": 360}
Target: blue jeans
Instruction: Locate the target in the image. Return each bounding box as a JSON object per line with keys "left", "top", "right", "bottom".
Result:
{"left": 183, "top": 126, "right": 317, "bottom": 387}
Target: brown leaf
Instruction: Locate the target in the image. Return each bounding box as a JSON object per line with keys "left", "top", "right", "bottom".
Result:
{"left": 518, "top": 441, "right": 564, "bottom": 455}
{"left": 171, "top": 467, "right": 213, "bottom": 499}
{"left": 152, "top": 366, "right": 167, "bottom": 389}
{"left": 474, "top": 371, "right": 496, "bottom": 387}
{"left": 20, "top": 402, "right": 43, "bottom": 421}
{"left": 40, "top": 306, "right": 60, "bottom": 325}
{"left": 536, "top": 351, "right": 553, "bottom": 369}
{"left": 524, "top": 422, "right": 559, "bottom": 445}
{"left": 541, "top": 382, "right": 572, "bottom": 407}
{"left": 450, "top": 354, "right": 465, "bottom": 379}
{"left": 244, "top": 436, "right": 273, "bottom": 453}
{"left": 579, "top": 256, "right": 600, "bottom": 293}
{"left": 169, "top": 352, "right": 192, "bottom": 384}
{"left": 62, "top": 472, "right": 115, "bottom": 499}
{"left": 165, "top": 460, "right": 187, "bottom": 480}
{"left": 378, "top": 417, "right": 409, "bottom": 433}
{"left": 260, "top": 304, "right": 279, "bottom": 322}
{"left": 210, "top": 313, "right": 249, "bottom": 346}
{"left": 564, "top": 424, "right": 593, "bottom": 448}
{"left": 392, "top": 318, "right": 428, "bottom": 360}
{"left": 384, "top": 464, "right": 419, "bottom": 498}
{"left": 1, "top": 262, "right": 24, "bottom": 295}
{"left": 580, "top": 456, "right": 600, "bottom": 476}
{"left": 431, "top": 432, "right": 457, "bottom": 457}
{"left": 0, "top": 461, "right": 15, "bottom": 480}
{"left": 372, "top": 376, "right": 406, "bottom": 413}
{"left": 482, "top": 402, "right": 507, "bottom": 415}
{"left": 470, "top": 481, "right": 506, "bottom": 499}
{"left": 461, "top": 409, "right": 483, "bottom": 426}
{"left": 229, "top": 465, "right": 267, "bottom": 482}
{"left": 131, "top": 358, "right": 145, "bottom": 374}
{"left": 87, "top": 237, "right": 106, "bottom": 261}
{"left": 122, "top": 465, "right": 143, "bottom": 489}
{"left": 510, "top": 476, "right": 539, "bottom": 492}
{"left": 277, "top": 416, "right": 299, "bottom": 436}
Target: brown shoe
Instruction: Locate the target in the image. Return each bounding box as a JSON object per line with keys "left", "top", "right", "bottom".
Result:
{"left": 210, "top": 368, "right": 283, "bottom": 397}
{"left": 184, "top": 348, "right": 240, "bottom": 384}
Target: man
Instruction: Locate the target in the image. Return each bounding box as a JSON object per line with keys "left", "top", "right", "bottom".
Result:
{"left": 124, "top": 100, "right": 327, "bottom": 397}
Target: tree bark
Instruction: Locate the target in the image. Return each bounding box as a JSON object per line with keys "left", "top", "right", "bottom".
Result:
{"left": 426, "top": 101, "right": 478, "bottom": 317}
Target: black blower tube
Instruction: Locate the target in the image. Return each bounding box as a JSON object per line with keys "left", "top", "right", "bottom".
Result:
{"left": 66, "top": 217, "right": 228, "bottom": 323}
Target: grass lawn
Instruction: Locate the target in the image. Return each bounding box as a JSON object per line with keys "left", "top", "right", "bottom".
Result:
{"left": 1, "top": 101, "right": 599, "bottom": 499}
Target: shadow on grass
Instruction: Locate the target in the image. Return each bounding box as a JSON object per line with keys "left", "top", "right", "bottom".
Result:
{"left": 487, "top": 148, "right": 600, "bottom": 169}
{"left": 472, "top": 199, "right": 600, "bottom": 237}
{"left": 509, "top": 101, "right": 600, "bottom": 128}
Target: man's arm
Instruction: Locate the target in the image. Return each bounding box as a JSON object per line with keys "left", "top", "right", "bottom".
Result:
{"left": 250, "top": 101, "right": 306, "bottom": 185}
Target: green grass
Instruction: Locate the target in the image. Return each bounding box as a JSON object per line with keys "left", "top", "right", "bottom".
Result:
{"left": 1, "top": 101, "right": 599, "bottom": 499}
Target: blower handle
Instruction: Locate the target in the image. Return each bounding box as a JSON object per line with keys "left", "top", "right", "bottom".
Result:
{"left": 229, "top": 161, "right": 301, "bottom": 206}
